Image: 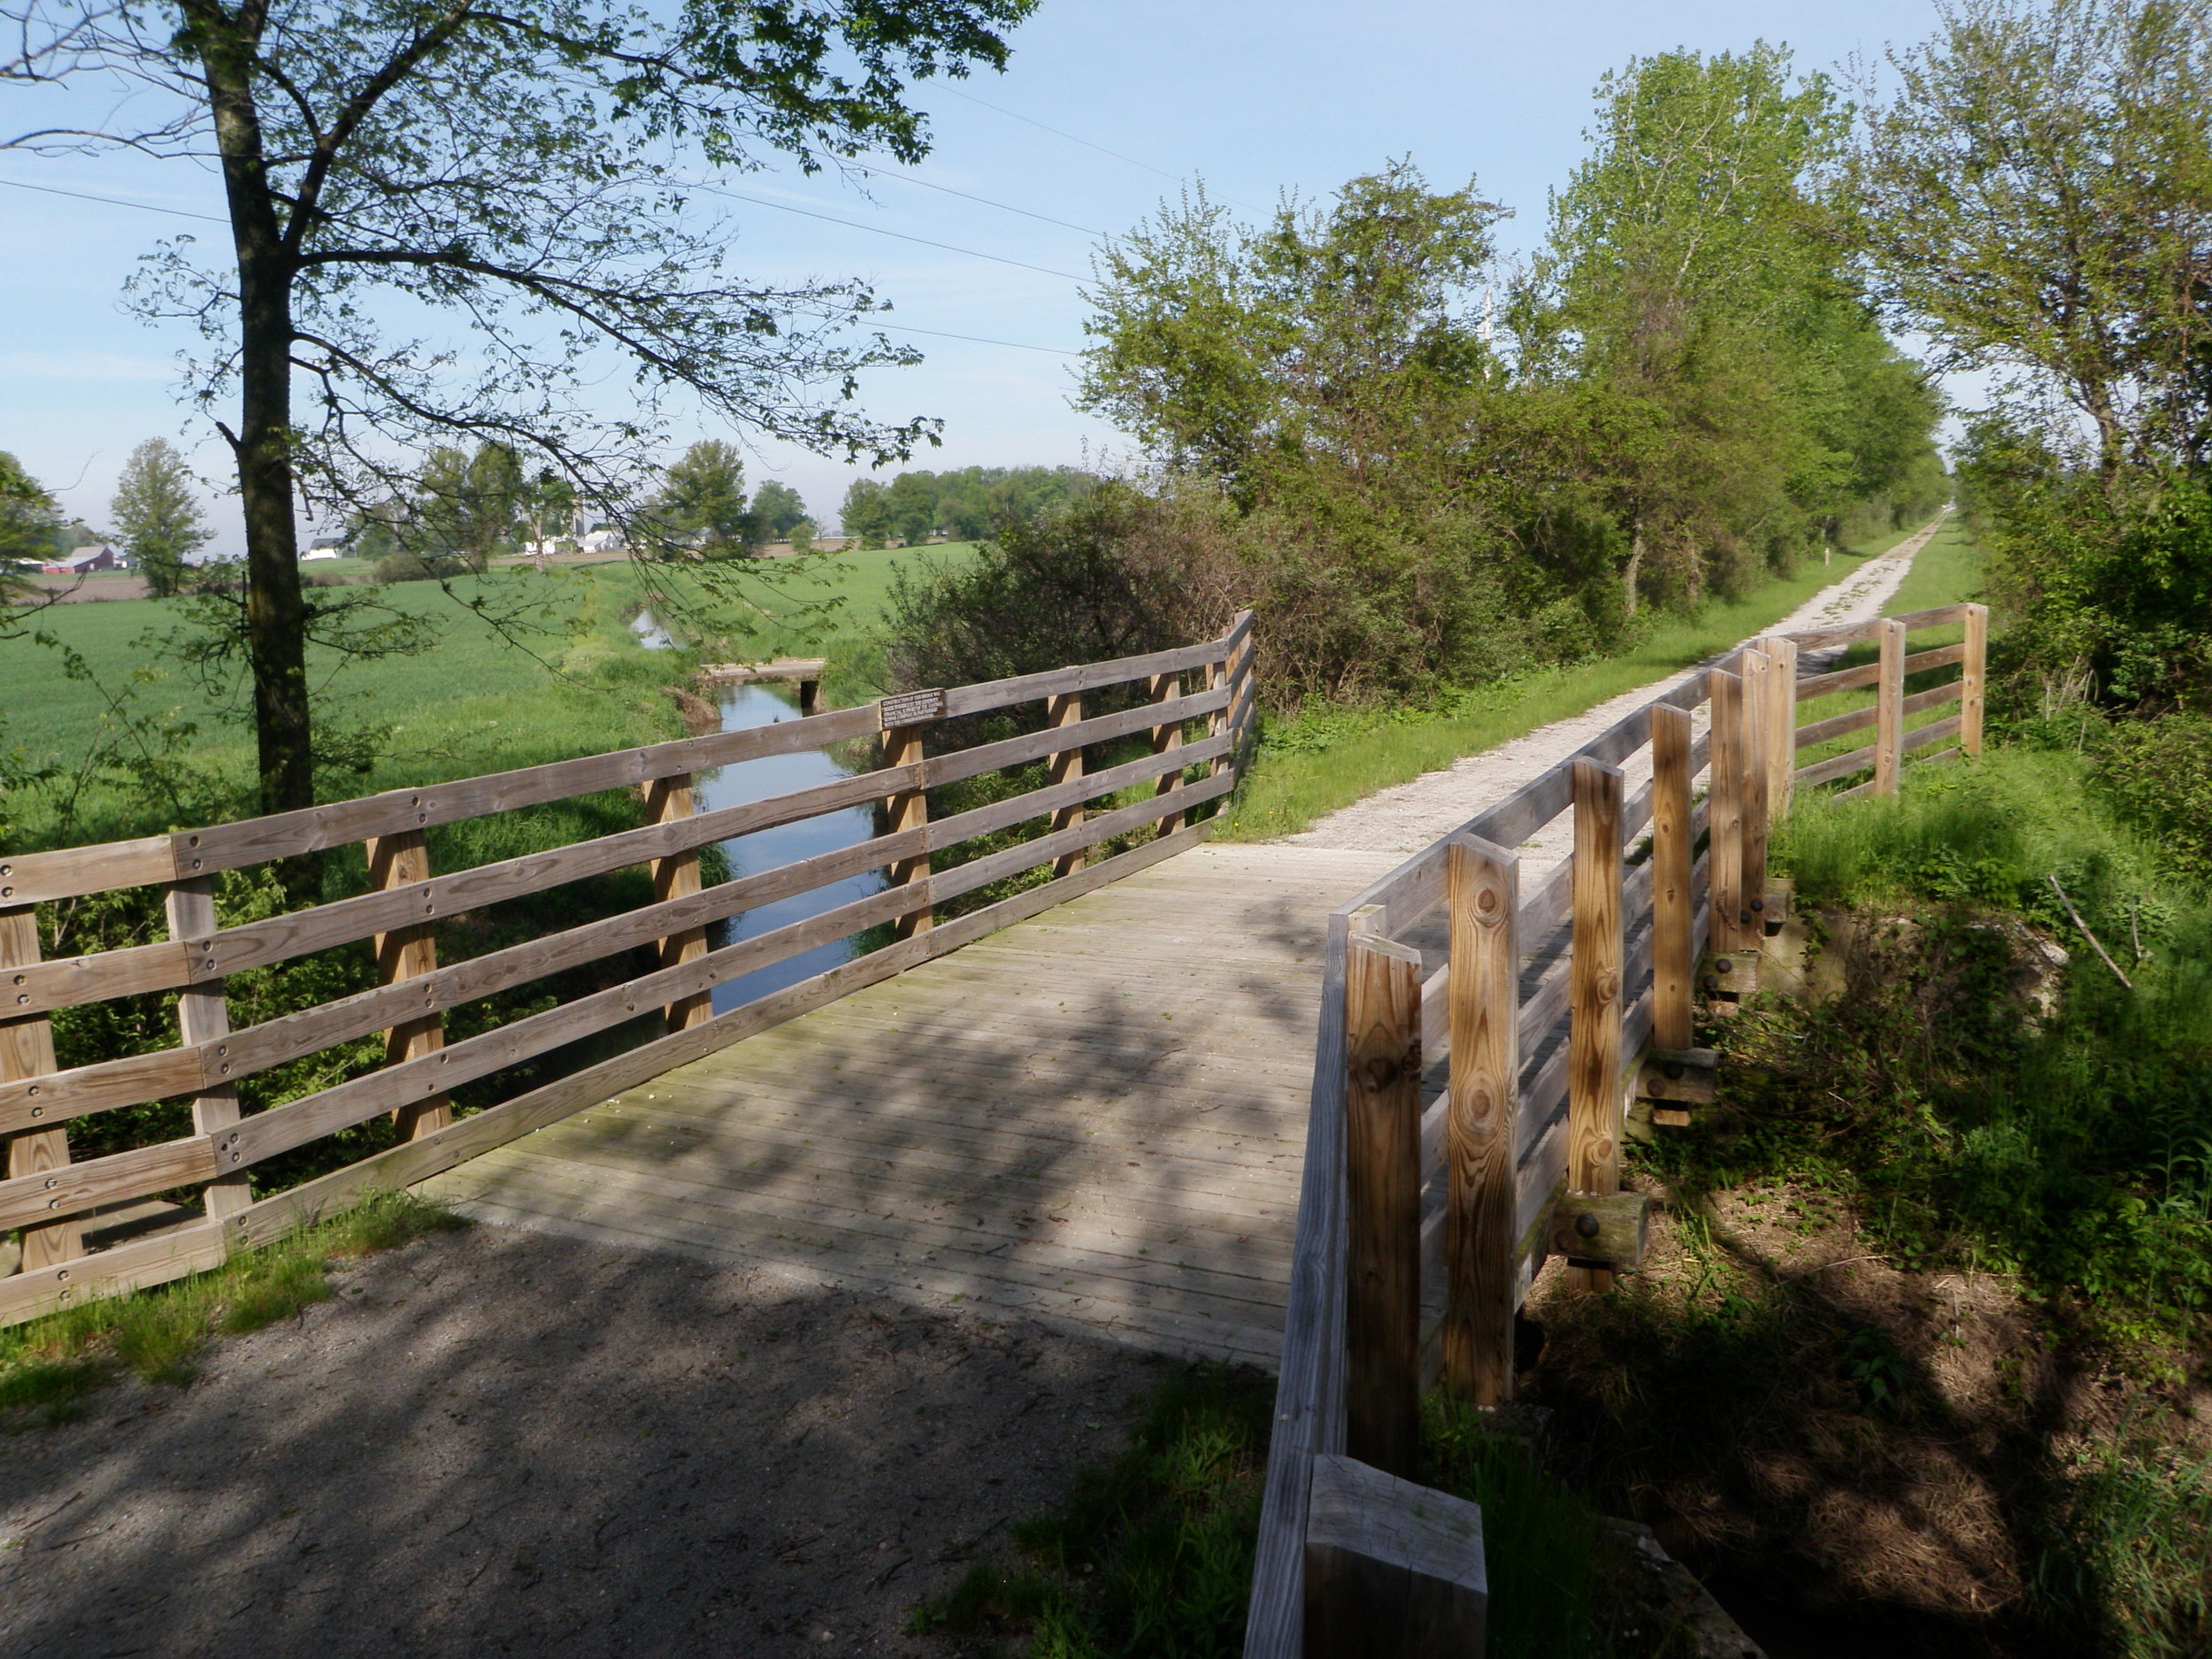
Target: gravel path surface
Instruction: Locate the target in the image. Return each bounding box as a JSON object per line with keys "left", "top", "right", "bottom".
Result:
{"left": 1284, "top": 513, "right": 1950, "bottom": 874}
{"left": 0, "top": 1225, "right": 1169, "bottom": 1659}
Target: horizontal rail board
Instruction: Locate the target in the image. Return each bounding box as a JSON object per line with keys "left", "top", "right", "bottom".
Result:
{"left": 1, "top": 773, "right": 1234, "bottom": 1227}
{"left": 1904, "top": 713, "right": 1963, "bottom": 752}
{"left": 1909, "top": 641, "right": 1968, "bottom": 674}
{"left": 0, "top": 817, "right": 1221, "bottom": 1326}
{"left": 1784, "top": 603, "right": 1969, "bottom": 650}
{"left": 1794, "top": 741, "right": 1878, "bottom": 787}
{"left": 1795, "top": 660, "right": 1880, "bottom": 700}
{"left": 8, "top": 688, "right": 1233, "bottom": 1019}
{"left": 4, "top": 626, "right": 1247, "bottom": 906}
{"left": 1901, "top": 680, "right": 1963, "bottom": 718}
{"left": 1794, "top": 703, "right": 1878, "bottom": 750}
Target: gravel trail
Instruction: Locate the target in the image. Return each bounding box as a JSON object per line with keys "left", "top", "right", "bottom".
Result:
{"left": 1283, "top": 512, "right": 1950, "bottom": 874}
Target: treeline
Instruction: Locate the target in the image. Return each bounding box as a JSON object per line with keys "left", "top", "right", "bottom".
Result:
{"left": 1862, "top": 0, "right": 2212, "bottom": 879}
{"left": 892, "top": 45, "right": 1948, "bottom": 707}
{"left": 839, "top": 465, "right": 1099, "bottom": 548}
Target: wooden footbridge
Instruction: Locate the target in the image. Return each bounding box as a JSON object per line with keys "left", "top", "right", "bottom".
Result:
{"left": 0, "top": 594, "right": 1988, "bottom": 1653}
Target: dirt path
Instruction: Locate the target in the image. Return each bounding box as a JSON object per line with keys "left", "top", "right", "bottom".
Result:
{"left": 1284, "top": 513, "right": 1950, "bottom": 872}
{"left": 0, "top": 1225, "right": 1167, "bottom": 1659}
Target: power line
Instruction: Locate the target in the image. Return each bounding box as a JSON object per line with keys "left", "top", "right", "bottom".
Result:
{"left": 942, "top": 86, "right": 1192, "bottom": 189}
{"left": 687, "top": 180, "right": 1087, "bottom": 281}
{"left": 849, "top": 160, "right": 1106, "bottom": 238}
{"left": 873, "top": 319, "right": 1078, "bottom": 355}
{"left": 0, "top": 173, "right": 228, "bottom": 224}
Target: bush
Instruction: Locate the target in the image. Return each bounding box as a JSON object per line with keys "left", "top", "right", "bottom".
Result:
{"left": 373, "top": 549, "right": 468, "bottom": 583}
{"left": 2097, "top": 714, "right": 2212, "bottom": 881}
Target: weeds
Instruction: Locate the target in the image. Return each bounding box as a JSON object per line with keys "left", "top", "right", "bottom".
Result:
{"left": 0, "top": 1189, "right": 462, "bottom": 1424}
{"left": 910, "top": 1362, "right": 1270, "bottom": 1658}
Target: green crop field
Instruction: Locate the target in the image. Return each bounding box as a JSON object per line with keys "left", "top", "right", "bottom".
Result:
{"left": 0, "top": 543, "right": 974, "bottom": 846}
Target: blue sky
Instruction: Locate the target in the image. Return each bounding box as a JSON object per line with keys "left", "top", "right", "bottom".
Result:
{"left": 0, "top": 0, "right": 1956, "bottom": 552}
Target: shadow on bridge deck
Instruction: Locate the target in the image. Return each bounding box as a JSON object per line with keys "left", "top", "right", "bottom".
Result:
{"left": 421, "top": 843, "right": 1397, "bottom": 1367}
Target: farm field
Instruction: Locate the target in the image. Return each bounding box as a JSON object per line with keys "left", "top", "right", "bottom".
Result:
{"left": 0, "top": 544, "right": 972, "bottom": 846}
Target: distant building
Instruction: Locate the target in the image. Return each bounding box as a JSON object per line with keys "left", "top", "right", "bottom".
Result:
{"left": 580, "top": 528, "right": 625, "bottom": 553}
{"left": 303, "top": 536, "right": 345, "bottom": 562}
{"left": 41, "top": 544, "right": 120, "bottom": 574}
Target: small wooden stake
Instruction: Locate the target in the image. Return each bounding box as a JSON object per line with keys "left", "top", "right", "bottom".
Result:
{"left": 1650, "top": 703, "right": 1694, "bottom": 1055}
{"left": 1875, "top": 618, "right": 1906, "bottom": 796}
{"left": 1344, "top": 932, "right": 1424, "bottom": 1479}
{"left": 1045, "top": 690, "right": 1087, "bottom": 877}
{"left": 165, "top": 878, "right": 250, "bottom": 1216}
{"left": 883, "top": 722, "right": 932, "bottom": 938}
{"left": 365, "top": 829, "right": 453, "bottom": 1137}
{"left": 1709, "top": 667, "right": 1746, "bottom": 953}
{"left": 1739, "top": 649, "right": 1771, "bottom": 942}
{"left": 1962, "top": 603, "right": 1988, "bottom": 757}
{"left": 1149, "top": 672, "right": 1187, "bottom": 835}
{"left": 0, "top": 905, "right": 81, "bottom": 1271}
{"left": 1568, "top": 758, "right": 1624, "bottom": 1294}
{"left": 1444, "top": 835, "right": 1519, "bottom": 1406}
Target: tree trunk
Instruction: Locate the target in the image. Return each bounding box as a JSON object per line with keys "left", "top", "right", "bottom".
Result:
{"left": 1624, "top": 520, "right": 1644, "bottom": 620}
{"left": 198, "top": 12, "right": 317, "bottom": 860}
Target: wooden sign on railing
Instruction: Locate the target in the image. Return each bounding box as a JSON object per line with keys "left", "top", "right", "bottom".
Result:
{"left": 0, "top": 613, "right": 1256, "bottom": 1325}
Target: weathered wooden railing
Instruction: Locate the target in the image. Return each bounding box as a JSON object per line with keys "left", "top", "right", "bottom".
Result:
{"left": 0, "top": 612, "right": 1256, "bottom": 1324}
{"left": 1247, "top": 601, "right": 1988, "bottom": 1655}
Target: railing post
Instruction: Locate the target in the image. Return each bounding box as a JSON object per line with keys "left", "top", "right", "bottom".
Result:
{"left": 641, "top": 779, "right": 711, "bottom": 1034}
{"left": 1708, "top": 667, "right": 1746, "bottom": 954}
{"left": 1344, "top": 926, "right": 1424, "bottom": 1480}
{"left": 1650, "top": 704, "right": 1695, "bottom": 1055}
{"left": 365, "top": 829, "right": 455, "bottom": 1134}
{"left": 882, "top": 720, "right": 933, "bottom": 937}
{"left": 1568, "top": 758, "right": 1624, "bottom": 1294}
{"left": 1445, "top": 834, "right": 1518, "bottom": 1406}
{"left": 1875, "top": 618, "right": 1906, "bottom": 795}
{"left": 1149, "top": 671, "right": 1187, "bottom": 834}
{"left": 1962, "top": 603, "right": 1988, "bottom": 757}
{"left": 0, "top": 905, "right": 81, "bottom": 1271}
{"left": 1738, "top": 649, "right": 1771, "bottom": 941}
{"left": 165, "top": 878, "right": 250, "bottom": 1215}
{"left": 1763, "top": 635, "right": 1799, "bottom": 819}
{"left": 1046, "top": 690, "right": 1087, "bottom": 877}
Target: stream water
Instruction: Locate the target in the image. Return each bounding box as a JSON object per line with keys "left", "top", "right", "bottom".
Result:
{"left": 696, "top": 680, "right": 882, "bottom": 1014}
{"left": 629, "top": 614, "right": 882, "bottom": 1012}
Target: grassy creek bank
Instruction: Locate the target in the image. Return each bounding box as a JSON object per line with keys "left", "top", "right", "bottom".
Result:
{"left": 1520, "top": 748, "right": 2212, "bottom": 1658}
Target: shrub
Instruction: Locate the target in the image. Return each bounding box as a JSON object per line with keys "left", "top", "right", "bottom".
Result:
{"left": 373, "top": 549, "right": 468, "bottom": 583}
{"left": 2096, "top": 713, "right": 2212, "bottom": 881}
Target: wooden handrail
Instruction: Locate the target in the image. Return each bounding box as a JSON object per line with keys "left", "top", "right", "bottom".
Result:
{"left": 1250, "top": 595, "right": 1991, "bottom": 1655}
{"left": 0, "top": 618, "right": 1254, "bottom": 1315}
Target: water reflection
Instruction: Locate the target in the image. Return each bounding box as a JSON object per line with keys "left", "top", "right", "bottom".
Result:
{"left": 700, "top": 682, "right": 884, "bottom": 1013}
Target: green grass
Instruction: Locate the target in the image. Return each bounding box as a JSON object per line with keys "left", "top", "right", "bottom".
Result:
{"left": 0, "top": 1189, "right": 464, "bottom": 1425}
{"left": 1214, "top": 518, "right": 1946, "bottom": 841}
{"left": 1790, "top": 520, "right": 1987, "bottom": 778}
{"left": 909, "top": 1361, "right": 1268, "bottom": 1658}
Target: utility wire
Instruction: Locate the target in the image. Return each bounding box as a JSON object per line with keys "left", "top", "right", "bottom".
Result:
{"left": 0, "top": 171, "right": 1087, "bottom": 352}
{"left": 942, "top": 86, "right": 1190, "bottom": 188}
{"left": 0, "top": 173, "right": 228, "bottom": 223}
{"left": 685, "top": 180, "right": 1087, "bottom": 280}
{"left": 849, "top": 160, "right": 1106, "bottom": 238}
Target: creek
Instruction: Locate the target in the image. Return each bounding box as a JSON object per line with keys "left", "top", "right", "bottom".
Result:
{"left": 632, "top": 611, "right": 882, "bottom": 1012}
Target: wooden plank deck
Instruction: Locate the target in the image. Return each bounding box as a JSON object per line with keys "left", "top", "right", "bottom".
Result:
{"left": 419, "top": 842, "right": 1399, "bottom": 1366}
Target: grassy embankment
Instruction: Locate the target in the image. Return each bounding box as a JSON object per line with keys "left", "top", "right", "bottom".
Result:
{"left": 0, "top": 1191, "right": 463, "bottom": 1425}
{"left": 1214, "top": 517, "right": 1955, "bottom": 841}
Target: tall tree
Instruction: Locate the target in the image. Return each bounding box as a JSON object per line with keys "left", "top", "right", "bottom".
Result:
{"left": 413, "top": 442, "right": 524, "bottom": 569}
{"left": 749, "top": 480, "right": 812, "bottom": 541}
{"left": 649, "top": 440, "right": 752, "bottom": 555}
{"left": 0, "top": 451, "right": 60, "bottom": 613}
{"left": 4, "top": 0, "right": 1032, "bottom": 822}
{"left": 1851, "top": 0, "right": 2212, "bottom": 479}
{"left": 110, "top": 438, "right": 213, "bottom": 596}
